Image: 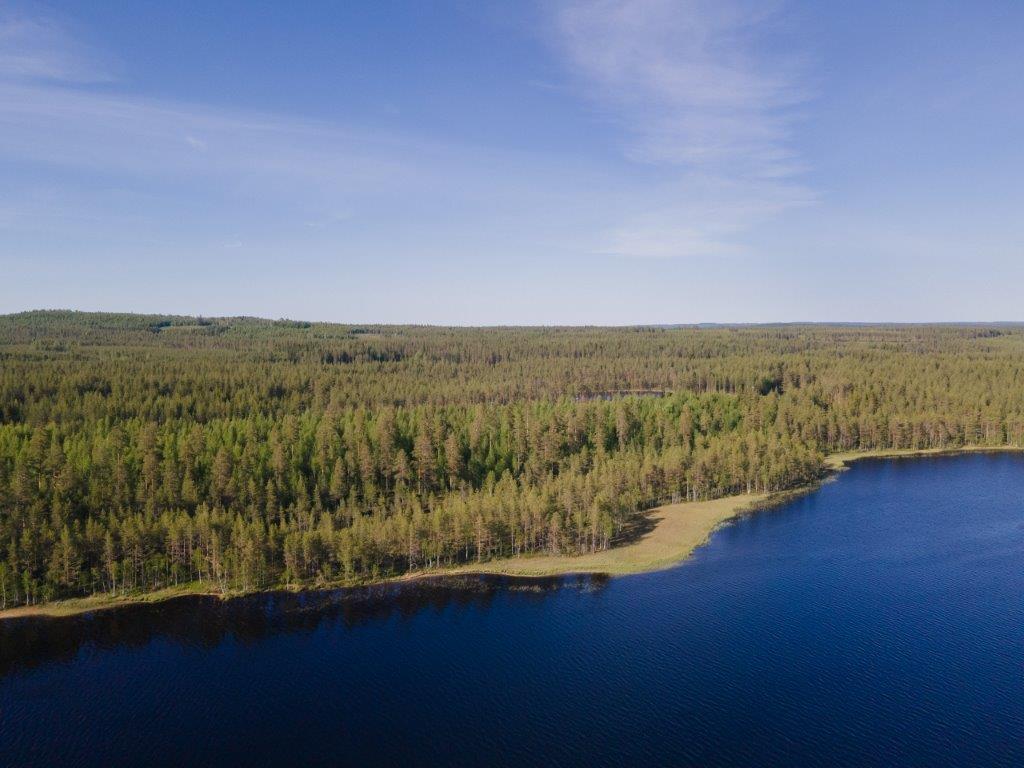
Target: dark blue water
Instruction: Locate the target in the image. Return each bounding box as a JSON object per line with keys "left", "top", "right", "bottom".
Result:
{"left": 2, "top": 454, "right": 1023, "bottom": 767}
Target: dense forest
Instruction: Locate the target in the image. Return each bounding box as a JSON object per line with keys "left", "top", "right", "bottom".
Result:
{"left": 2, "top": 311, "right": 1023, "bottom": 608}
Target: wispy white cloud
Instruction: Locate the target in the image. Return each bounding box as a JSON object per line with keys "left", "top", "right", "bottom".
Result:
{"left": 0, "top": 81, "right": 398, "bottom": 184}
{"left": 0, "top": 16, "right": 113, "bottom": 83}
{"left": 0, "top": 20, "right": 560, "bottom": 243}
{"left": 556, "top": 0, "right": 806, "bottom": 171}
{"left": 551, "top": 0, "right": 814, "bottom": 257}
{"left": 600, "top": 173, "right": 813, "bottom": 259}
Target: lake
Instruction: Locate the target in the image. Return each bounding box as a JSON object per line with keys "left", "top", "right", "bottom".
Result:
{"left": 2, "top": 453, "right": 1023, "bottom": 767}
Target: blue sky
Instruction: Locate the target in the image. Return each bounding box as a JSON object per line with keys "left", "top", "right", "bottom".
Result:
{"left": 2, "top": 0, "right": 1023, "bottom": 324}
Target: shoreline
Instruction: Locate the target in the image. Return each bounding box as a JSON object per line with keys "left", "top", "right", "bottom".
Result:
{"left": 3, "top": 444, "right": 1019, "bottom": 621}
{"left": 824, "top": 444, "right": 1023, "bottom": 470}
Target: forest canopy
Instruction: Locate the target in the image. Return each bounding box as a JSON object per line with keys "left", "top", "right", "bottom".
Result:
{"left": 1, "top": 311, "right": 1022, "bottom": 608}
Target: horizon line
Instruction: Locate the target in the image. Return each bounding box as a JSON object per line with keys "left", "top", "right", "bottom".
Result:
{"left": 3, "top": 308, "right": 1024, "bottom": 330}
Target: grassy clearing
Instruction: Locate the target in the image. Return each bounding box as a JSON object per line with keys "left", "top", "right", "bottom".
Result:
{"left": 437, "top": 493, "right": 771, "bottom": 578}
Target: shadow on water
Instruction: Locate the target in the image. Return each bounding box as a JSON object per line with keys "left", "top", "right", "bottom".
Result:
{"left": 0, "top": 573, "right": 609, "bottom": 678}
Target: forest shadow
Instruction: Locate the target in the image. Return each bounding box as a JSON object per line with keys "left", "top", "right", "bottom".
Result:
{"left": 0, "top": 573, "right": 610, "bottom": 679}
{"left": 611, "top": 509, "right": 660, "bottom": 547}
